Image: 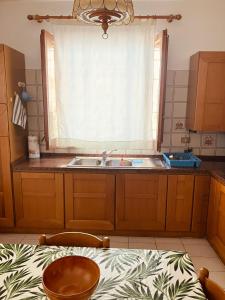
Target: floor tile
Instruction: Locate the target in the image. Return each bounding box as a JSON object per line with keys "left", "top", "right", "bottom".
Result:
{"left": 110, "top": 241, "right": 129, "bottom": 249}
{"left": 181, "top": 238, "right": 209, "bottom": 246}
{"left": 184, "top": 244, "right": 218, "bottom": 258}
{"left": 109, "top": 236, "right": 129, "bottom": 243}
{"left": 209, "top": 272, "right": 225, "bottom": 289}
{"left": 129, "top": 242, "right": 157, "bottom": 250}
{"left": 191, "top": 256, "right": 225, "bottom": 272}
{"left": 155, "top": 237, "right": 182, "bottom": 244}
{"left": 21, "top": 239, "right": 38, "bottom": 245}
{"left": 156, "top": 242, "right": 185, "bottom": 251}
{"left": 0, "top": 234, "right": 24, "bottom": 243}
{"left": 129, "top": 237, "right": 155, "bottom": 243}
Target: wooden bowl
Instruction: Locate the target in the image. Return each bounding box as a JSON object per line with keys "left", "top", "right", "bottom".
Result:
{"left": 42, "top": 256, "right": 100, "bottom": 300}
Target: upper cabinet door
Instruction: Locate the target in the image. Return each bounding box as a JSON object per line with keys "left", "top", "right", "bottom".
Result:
{"left": 186, "top": 52, "right": 225, "bottom": 131}
{"left": 0, "top": 137, "right": 14, "bottom": 227}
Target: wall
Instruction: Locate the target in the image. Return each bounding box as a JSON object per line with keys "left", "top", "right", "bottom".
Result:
{"left": 1, "top": 0, "right": 225, "bottom": 155}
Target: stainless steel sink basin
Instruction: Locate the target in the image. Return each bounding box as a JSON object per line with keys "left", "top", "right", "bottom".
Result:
{"left": 68, "top": 158, "right": 101, "bottom": 167}
{"left": 67, "top": 156, "right": 167, "bottom": 169}
{"left": 105, "top": 159, "right": 132, "bottom": 167}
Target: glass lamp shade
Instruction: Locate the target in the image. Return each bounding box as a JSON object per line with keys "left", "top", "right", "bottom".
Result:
{"left": 73, "top": 0, "right": 134, "bottom": 37}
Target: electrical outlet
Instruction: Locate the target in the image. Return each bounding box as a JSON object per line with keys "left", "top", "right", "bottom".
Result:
{"left": 181, "top": 136, "right": 190, "bottom": 144}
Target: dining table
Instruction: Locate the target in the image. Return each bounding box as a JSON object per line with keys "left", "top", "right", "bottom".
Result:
{"left": 0, "top": 243, "right": 207, "bottom": 300}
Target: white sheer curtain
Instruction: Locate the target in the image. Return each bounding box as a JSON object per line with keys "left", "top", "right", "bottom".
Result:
{"left": 50, "top": 20, "right": 158, "bottom": 151}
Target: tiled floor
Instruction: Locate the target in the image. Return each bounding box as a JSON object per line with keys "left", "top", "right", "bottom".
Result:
{"left": 0, "top": 234, "right": 225, "bottom": 289}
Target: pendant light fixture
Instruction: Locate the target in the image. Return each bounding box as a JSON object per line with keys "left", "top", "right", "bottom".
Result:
{"left": 72, "top": 0, "right": 134, "bottom": 38}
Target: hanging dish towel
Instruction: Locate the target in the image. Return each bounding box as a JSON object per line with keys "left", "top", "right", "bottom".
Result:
{"left": 12, "top": 94, "right": 27, "bottom": 129}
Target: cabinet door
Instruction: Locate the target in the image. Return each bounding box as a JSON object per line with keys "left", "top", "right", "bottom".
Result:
{"left": 14, "top": 172, "right": 64, "bottom": 229}
{"left": 166, "top": 175, "right": 194, "bottom": 231}
{"left": 0, "top": 45, "right": 6, "bottom": 103}
{"left": 191, "top": 176, "right": 210, "bottom": 236}
{"left": 116, "top": 174, "right": 167, "bottom": 231}
{"left": 0, "top": 137, "right": 14, "bottom": 227}
{"left": 0, "top": 104, "right": 8, "bottom": 136}
{"left": 65, "top": 173, "right": 115, "bottom": 230}
{"left": 207, "top": 178, "right": 225, "bottom": 263}
{"left": 196, "top": 52, "right": 225, "bottom": 131}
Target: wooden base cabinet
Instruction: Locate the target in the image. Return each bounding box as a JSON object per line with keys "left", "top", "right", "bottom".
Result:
{"left": 65, "top": 173, "right": 115, "bottom": 231}
{"left": 166, "top": 175, "right": 194, "bottom": 232}
{"left": 207, "top": 178, "right": 225, "bottom": 263}
{"left": 13, "top": 172, "right": 64, "bottom": 229}
{"left": 191, "top": 176, "right": 210, "bottom": 235}
{"left": 116, "top": 174, "right": 167, "bottom": 231}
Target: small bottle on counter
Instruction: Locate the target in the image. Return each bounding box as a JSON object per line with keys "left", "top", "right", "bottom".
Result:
{"left": 28, "top": 135, "right": 40, "bottom": 159}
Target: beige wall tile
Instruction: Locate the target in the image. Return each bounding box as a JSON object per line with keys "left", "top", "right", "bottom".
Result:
{"left": 172, "top": 119, "right": 186, "bottom": 132}
{"left": 166, "top": 70, "right": 175, "bottom": 86}
{"left": 175, "top": 70, "right": 189, "bottom": 86}
{"left": 38, "top": 101, "right": 44, "bottom": 115}
{"left": 163, "top": 118, "right": 172, "bottom": 133}
{"left": 25, "top": 69, "right": 36, "bottom": 85}
{"left": 171, "top": 133, "right": 186, "bottom": 147}
{"left": 189, "top": 133, "right": 201, "bottom": 148}
{"left": 38, "top": 117, "right": 45, "bottom": 131}
{"left": 37, "top": 86, "right": 43, "bottom": 101}
{"left": 27, "top": 86, "right": 37, "bottom": 100}
{"left": 27, "top": 101, "right": 38, "bottom": 116}
{"left": 165, "top": 86, "right": 174, "bottom": 102}
{"left": 164, "top": 103, "right": 173, "bottom": 118}
{"left": 200, "top": 148, "right": 216, "bottom": 156}
{"left": 201, "top": 134, "right": 217, "bottom": 148}
{"left": 216, "top": 148, "right": 225, "bottom": 156}
{"left": 28, "top": 116, "right": 39, "bottom": 131}
{"left": 174, "top": 87, "right": 188, "bottom": 102}
{"left": 36, "top": 70, "right": 42, "bottom": 85}
{"left": 162, "top": 133, "right": 171, "bottom": 147}
{"left": 216, "top": 133, "right": 225, "bottom": 147}
{"left": 173, "top": 102, "right": 187, "bottom": 118}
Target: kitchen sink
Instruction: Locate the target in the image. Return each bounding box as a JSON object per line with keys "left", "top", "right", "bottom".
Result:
{"left": 67, "top": 158, "right": 101, "bottom": 167}
{"left": 67, "top": 156, "right": 167, "bottom": 169}
{"left": 105, "top": 159, "right": 132, "bottom": 167}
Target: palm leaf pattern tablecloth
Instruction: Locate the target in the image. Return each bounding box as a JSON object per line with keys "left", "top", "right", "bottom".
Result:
{"left": 0, "top": 244, "right": 206, "bottom": 300}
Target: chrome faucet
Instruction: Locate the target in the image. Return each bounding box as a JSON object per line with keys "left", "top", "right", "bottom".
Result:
{"left": 101, "top": 149, "right": 117, "bottom": 164}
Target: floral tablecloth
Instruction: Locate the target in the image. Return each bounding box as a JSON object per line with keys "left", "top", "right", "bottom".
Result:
{"left": 0, "top": 244, "right": 206, "bottom": 300}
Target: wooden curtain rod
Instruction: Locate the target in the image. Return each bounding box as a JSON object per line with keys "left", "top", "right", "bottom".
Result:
{"left": 27, "top": 14, "right": 182, "bottom": 23}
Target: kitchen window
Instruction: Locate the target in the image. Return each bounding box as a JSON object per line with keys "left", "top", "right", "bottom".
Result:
{"left": 41, "top": 22, "right": 168, "bottom": 153}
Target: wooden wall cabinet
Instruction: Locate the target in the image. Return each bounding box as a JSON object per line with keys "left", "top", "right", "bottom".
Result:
{"left": 116, "top": 174, "right": 167, "bottom": 231}
{"left": 207, "top": 178, "right": 225, "bottom": 263}
{"left": 65, "top": 173, "right": 115, "bottom": 231}
{"left": 186, "top": 52, "right": 225, "bottom": 131}
{"left": 13, "top": 172, "right": 64, "bottom": 229}
{"left": 0, "top": 138, "right": 14, "bottom": 227}
{"left": 0, "top": 44, "right": 27, "bottom": 228}
{"left": 166, "top": 175, "right": 194, "bottom": 232}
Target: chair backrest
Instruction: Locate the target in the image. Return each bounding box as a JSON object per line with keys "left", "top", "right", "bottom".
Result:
{"left": 39, "top": 232, "right": 110, "bottom": 248}
{"left": 198, "top": 267, "right": 225, "bottom": 300}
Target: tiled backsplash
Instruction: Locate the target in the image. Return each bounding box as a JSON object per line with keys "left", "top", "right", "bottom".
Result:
{"left": 26, "top": 69, "right": 225, "bottom": 156}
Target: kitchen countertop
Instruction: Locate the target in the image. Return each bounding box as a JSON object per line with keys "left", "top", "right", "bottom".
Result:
{"left": 12, "top": 155, "right": 225, "bottom": 183}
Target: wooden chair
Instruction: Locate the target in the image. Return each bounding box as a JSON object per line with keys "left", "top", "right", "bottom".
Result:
{"left": 198, "top": 267, "right": 225, "bottom": 300}
{"left": 39, "top": 232, "right": 110, "bottom": 248}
